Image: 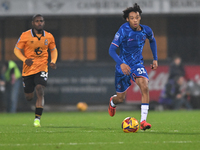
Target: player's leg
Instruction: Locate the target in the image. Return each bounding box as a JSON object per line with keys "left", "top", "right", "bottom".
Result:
{"left": 23, "top": 75, "right": 39, "bottom": 126}
{"left": 34, "top": 84, "right": 45, "bottom": 127}
{"left": 135, "top": 77, "right": 151, "bottom": 130}
{"left": 108, "top": 68, "right": 131, "bottom": 117}
{"left": 23, "top": 75, "right": 35, "bottom": 101}
{"left": 33, "top": 72, "right": 48, "bottom": 127}
{"left": 108, "top": 92, "right": 126, "bottom": 117}
{"left": 112, "top": 91, "right": 127, "bottom": 105}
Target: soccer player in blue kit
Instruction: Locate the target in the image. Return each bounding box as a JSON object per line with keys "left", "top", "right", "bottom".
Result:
{"left": 108, "top": 3, "right": 158, "bottom": 131}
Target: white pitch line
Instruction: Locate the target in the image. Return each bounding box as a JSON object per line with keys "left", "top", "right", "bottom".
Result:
{"left": 0, "top": 141, "right": 199, "bottom": 147}
{"left": 143, "top": 141, "right": 200, "bottom": 144}
{"left": 0, "top": 130, "right": 116, "bottom": 134}
{"left": 0, "top": 142, "right": 124, "bottom": 147}
{"left": 163, "top": 141, "right": 193, "bottom": 143}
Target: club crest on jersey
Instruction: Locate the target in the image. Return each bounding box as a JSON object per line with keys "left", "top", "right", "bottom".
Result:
{"left": 44, "top": 39, "right": 48, "bottom": 45}
{"left": 142, "top": 35, "right": 146, "bottom": 41}
{"left": 114, "top": 33, "right": 120, "bottom": 41}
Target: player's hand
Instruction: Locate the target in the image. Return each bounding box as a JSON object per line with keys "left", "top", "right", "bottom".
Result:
{"left": 120, "top": 63, "right": 131, "bottom": 75}
{"left": 25, "top": 58, "right": 34, "bottom": 66}
{"left": 150, "top": 60, "right": 158, "bottom": 70}
{"left": 50, "top": 62, "right": 57, "bottom": 69}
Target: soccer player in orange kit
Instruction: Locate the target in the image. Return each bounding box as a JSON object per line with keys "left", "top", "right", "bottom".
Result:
{"left": 14, "top": 14, "right": 58, "bottom": 127}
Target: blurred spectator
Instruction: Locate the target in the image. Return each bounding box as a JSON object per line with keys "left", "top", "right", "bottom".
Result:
{"left": 0, "top": 65, "right": 6, "bottom": 111}
{"left": 187, "top": 78, "right": 200, "bottom": 109}
{"left": 159, "top": 76, "right": 192, "bottom": 110}
{"left": 168, "top": 56, "right": 185, "bottom": 81}
{"left": 1, "top": 60, "right": 22, "bottom": 113}
{"left": 0, "top": 78, "right": 5, "bottom": 92}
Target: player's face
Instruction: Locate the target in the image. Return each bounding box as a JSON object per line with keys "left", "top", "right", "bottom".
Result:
{"left": 32, "top": 16, "right": 45, "bottom": 32}
{"left": 126, "top": 12, "right": 141, "bottom": 30}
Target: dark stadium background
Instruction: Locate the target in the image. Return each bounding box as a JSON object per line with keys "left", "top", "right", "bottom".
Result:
{"left": 0, "top": 0, "right": 200, "bottom": 111}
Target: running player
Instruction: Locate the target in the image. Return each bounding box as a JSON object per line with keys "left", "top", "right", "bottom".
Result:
{"left": 108, "top": 3, "right": 158, "bottom": 131}
{"left": 14, "top": 14, "right": 58, "bottom": 127}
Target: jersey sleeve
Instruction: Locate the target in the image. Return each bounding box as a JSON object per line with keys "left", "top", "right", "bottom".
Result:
{"left": 145, "top": 26, "right": 154, "bottom": 40}
{"left": 111, "top": 27, "right": 124, "bottom": 47}
{"left": 48, "top": 33, "right": 56, "bottom": 50}
{"left": 144, "top": 26, "right": 158, "bottom": 60}
{"left": 15, "top": 32, "right": 27, "bottom": 50}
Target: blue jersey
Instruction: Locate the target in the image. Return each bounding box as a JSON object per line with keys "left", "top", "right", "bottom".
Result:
{"left": 111, "top": 22, "right": 154, "bottom": 68}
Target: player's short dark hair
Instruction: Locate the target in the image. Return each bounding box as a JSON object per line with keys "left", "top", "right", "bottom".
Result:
{"left": 32, "top": 14, "right": 44, "bottom": 21}
{"left": 123, "top": 3, "right": 142, "bottom": 20}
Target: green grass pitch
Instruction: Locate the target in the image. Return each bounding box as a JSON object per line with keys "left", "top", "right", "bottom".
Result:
{"left": 0, "top": 110, "right": 200, "bottom": 150}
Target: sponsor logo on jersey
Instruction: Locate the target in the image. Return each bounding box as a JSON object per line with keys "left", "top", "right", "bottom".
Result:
{"left": 35, "top": 47, "right": 43, "bottom": 55}
{"left": 128, "top": 38, "right": 134, "bottom": 41}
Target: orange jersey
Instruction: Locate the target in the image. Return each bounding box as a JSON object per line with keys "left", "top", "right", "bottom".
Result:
{"left": 15, "top": 29, "right": 56, "bottom": 76}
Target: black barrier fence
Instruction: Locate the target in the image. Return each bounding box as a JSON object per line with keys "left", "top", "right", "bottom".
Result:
{"left": 0, "top": 64, "right": 117, "bottom": 112}
{"left": 45, "top": 64, "right": 116, "bottom": 105}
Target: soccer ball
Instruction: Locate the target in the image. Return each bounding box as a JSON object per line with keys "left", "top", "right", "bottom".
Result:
{"left": 121, "top": 117, "right": 139, "bottom": 133}
{"left": 76, "top": 102, "right": 88, "bottom": 111}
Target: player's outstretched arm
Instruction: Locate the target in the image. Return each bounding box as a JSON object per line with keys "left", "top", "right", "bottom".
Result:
{"left": 14, "top": 47, "right": 27, "bottom": 62}
{"left": 50, "top": 48, "right": 58, "bottom": 69}
{"left": 109, "top": 44, "right": 123, "bottom": 65}
{"left": 149, "top": 37, "right": 158, "bottom": 70}
{"left": 14, "top": 47, "right": 34, "bottom": 66}
{"left": 149, "top": 38, "right": 157, "bottom": 61}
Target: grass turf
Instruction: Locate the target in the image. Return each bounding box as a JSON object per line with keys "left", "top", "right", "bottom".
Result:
{"left": 0, "top": 110, "right": 200, "bottom": 150}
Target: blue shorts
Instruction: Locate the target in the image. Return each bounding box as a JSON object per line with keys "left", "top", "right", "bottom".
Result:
{"left": 115, "top": 64, "right": 149, "bottom": 93}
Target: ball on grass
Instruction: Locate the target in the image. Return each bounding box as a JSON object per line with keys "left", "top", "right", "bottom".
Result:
{"left": 76, "top": 102, "right": 88, "bottom": 111}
